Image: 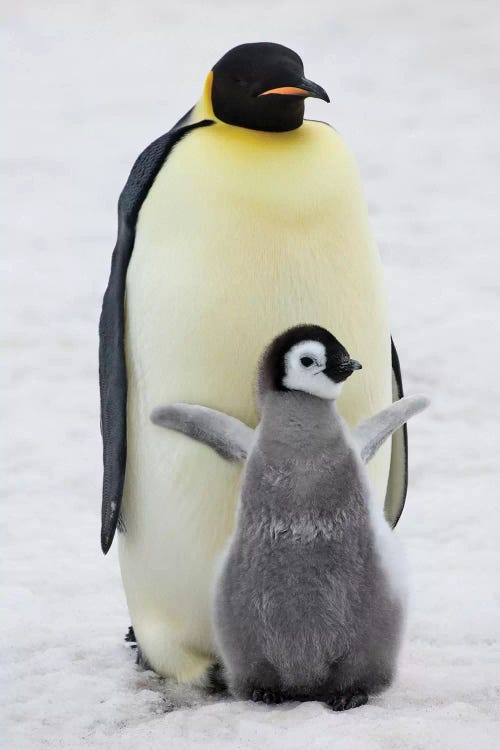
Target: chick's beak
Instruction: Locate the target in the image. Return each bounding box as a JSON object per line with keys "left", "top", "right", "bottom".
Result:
{"left": 324, "top": 358, "right": 362, "bottom": 382}
{"left": 258, "top": 76, "right": 330, "bottom": 103}
{"left": 349, "top": 360, "right": 362, "bottom": 371}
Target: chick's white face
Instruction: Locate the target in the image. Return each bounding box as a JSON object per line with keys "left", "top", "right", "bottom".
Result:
{"left": 282, "top": 340, "right": 343, "bottom": 400}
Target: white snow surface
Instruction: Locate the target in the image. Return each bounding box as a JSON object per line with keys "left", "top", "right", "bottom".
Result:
{"left": 3, "top": 1, "right": 500, "bottom": 747}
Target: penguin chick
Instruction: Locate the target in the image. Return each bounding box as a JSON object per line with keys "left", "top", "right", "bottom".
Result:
{"left": 151, "top": 325, "right": 429, "bottom": 709}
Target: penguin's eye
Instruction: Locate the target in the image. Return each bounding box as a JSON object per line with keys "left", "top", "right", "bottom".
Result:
{"left": 300, "top": 356, "right": 314, "bottom": 368}
{"left": 233, "top": 76, "right": 248, "bottom": 87}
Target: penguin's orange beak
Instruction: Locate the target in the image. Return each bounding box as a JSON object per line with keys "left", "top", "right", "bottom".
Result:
{"left": 257, "top": 77, "right": 330, "bottom": 102}
{"left": 258, "top": 86, "right": 311, "bottom": 97}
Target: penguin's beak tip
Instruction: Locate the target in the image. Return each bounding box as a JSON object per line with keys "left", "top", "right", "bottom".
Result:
{"left": 303, "top": 79, "right": 330, "bottom": 103}
{"left": 299, "top": 77, "right": 330, "bottom": 103}
{"left": 350, "top": 359, "right": 362, "bottom": 371}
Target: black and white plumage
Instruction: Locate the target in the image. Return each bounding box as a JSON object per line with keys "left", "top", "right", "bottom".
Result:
{"left": 152, "top": 325, "right": 428, "bottom": 709}
{"left": 100, "top": 41, "right": 411, "bottom": 683}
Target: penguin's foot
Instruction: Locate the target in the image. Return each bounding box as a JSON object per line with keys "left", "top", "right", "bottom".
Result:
{"left": 126, "top": 619, "right": 215, "bottom": 683}
{"left": 205, "top": 662, "right": 229, "bottom": 695}
{"left": 125, "top": 626, "right": 136, "bottom": 644}
{"left": 124, "top": 628, "right": 151, "bottom": 670}
{"left": 135, "top": 645, "right": 152, "bottom": 671}
{"left": 327, "top": 689, "right": 368, "bottom": 711}
{"left": 251, "top": 688, "right": 283, "bottom": 705}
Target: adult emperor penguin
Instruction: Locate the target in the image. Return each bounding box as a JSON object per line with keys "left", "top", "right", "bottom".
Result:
{"left": 99, "top": 42, "right": 408, "bottom": 683}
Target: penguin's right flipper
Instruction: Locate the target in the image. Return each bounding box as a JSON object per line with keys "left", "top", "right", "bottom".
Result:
{"left": 98, "top": 117, "right": 215, "bottom": 555}
{"left": 151, "top": 404, "right": 254, "bottom": 462}
{"left": 384, "top": 338, "right": 409, "bottom": 528}
{"left": 353, "top": 395, "right": 429, "bottom": 464}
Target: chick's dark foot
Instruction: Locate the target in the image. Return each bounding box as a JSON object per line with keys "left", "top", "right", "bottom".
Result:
{"left": 251, "top": 688, "right": 283, "bottom": 705}
{"left": 327, "top": 689, "right": 368, "bottom": 711}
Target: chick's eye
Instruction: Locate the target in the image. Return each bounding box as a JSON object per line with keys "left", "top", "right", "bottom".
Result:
{"left": 300, "top": 356, "right": 314, "bottom": 368}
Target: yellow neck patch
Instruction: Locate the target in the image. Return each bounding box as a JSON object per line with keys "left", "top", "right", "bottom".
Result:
{"left": 193, "top": 71, "right": 216, "bottom": 121}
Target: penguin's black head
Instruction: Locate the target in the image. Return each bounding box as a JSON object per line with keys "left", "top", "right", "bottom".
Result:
{"left": 211, "top": 43, "right": 329, "bottom": 132}
{"left": 258, "top": 324, "right": 362, "bottom": 401}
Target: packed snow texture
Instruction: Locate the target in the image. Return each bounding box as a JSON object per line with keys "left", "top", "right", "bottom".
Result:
{"left": 2, "top": 1, "right": 500, "bottom": 748}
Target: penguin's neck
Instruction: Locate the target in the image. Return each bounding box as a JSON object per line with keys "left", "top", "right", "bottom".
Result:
{"left": 192, "top": 72, "right": 217, "bottom": 122}
{"left": 258, "top": 391, "right": 345, "bottom": 456}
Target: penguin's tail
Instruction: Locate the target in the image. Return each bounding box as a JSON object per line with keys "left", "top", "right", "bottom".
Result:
{"left": 205, "top": 661, "right": 229, "bottom": 695}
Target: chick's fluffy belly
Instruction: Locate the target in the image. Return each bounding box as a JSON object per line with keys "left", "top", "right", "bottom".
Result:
{"left": 121, "top": 119, "right": 391, "bottom": 662}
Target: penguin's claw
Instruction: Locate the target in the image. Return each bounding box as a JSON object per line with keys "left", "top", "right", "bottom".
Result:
{"left": 124, "top": 626, "right": 136, "bottom": 643}
{"left": 327, "top": 689, "right": 368, "bottom": 711}
{"left": 251, "top": 688, "right": 283, "bottom": 704}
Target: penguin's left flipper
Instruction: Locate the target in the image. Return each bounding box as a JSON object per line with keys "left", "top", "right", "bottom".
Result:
{"left": 352, "top": 395, "right": 429, "bottom": 465}
{"left": 99, "top": 117, "right": 214, "bottom": 555}
{"left": 151, "top": 404, "right": 254, "bottom": 462}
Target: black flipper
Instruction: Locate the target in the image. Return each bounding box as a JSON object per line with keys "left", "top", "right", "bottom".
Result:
{"left": 384, "top": 337, "right": 408, "bottom": 528}
{"left": 99, "top": 117, "right": 214, "bottom": 554}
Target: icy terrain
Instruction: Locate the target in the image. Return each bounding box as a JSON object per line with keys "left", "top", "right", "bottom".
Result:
{"left": 2, "top": 1, "right": 500, "bottom": 748}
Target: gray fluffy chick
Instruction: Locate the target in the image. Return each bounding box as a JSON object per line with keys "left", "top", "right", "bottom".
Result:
{"left": 151, "top": 324, "right": 429, "bottom": 710}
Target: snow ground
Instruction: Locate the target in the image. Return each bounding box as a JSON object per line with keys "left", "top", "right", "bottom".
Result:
{"left": 2, "top": 1, "right": 500, "bottom": 748}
